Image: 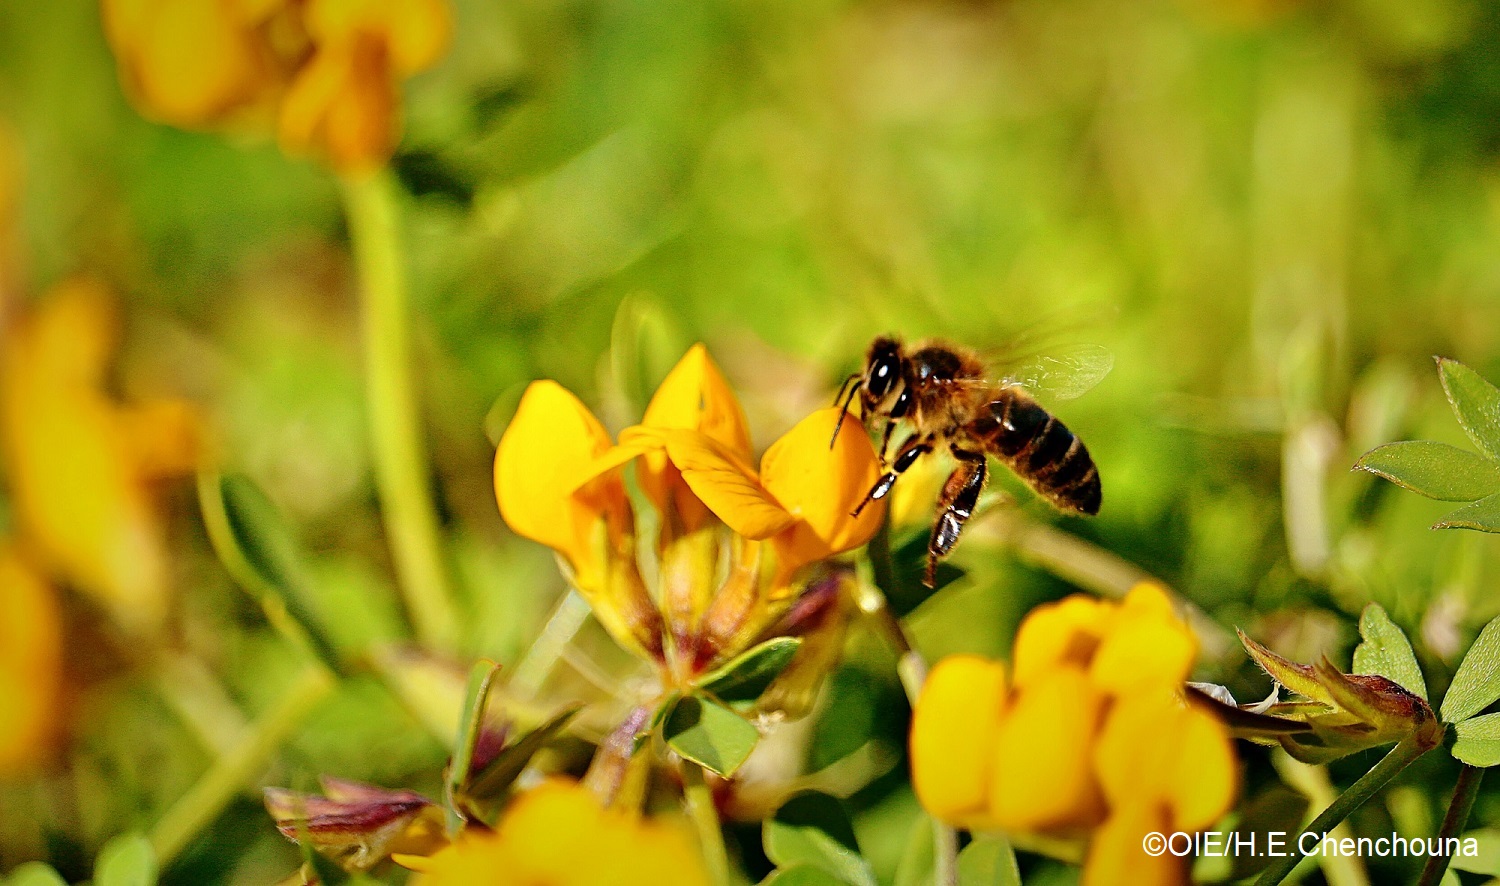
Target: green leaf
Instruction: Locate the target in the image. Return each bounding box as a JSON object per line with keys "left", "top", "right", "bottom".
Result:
{"left": 93, "top": 833, "right": 157, "bottom": 886}
{"left": 1454, "top": 713, "right": 1500, "bottom": 766}
{"left": 760, "top": 867, "right": 850, "bottom": 886}
{"left": 662, "top": 695, "right": 760, "bottom": 777}
{"left": 197, "top": 473, "right": 344, "bottom": 672}
{"left": 446, "top": 660, "right": 501, "bottom": 832}
{"left": 763, "top": 792, "right": 877, "bottom": 886}
{"left": 1451, "top": 829, "right": 1500, "bottom": 875}
{"left": 892, "top": 811, "right": 935, "bottom": 886}
{"left": 957, "top": 835, "right": 1022, "bottom": 886}
{"left": 4, "top": 863, "right": 67, "bottom": 886}
{"left": 1353, "top": 441, "right": 1500, "bottom": 501}
{"left": 1443, "top": 616, "right": 1500, "bottom": 723}
{"left": 1433, "top": 491, "right": 1500, "bottom": 533}
{"left": 698, "top": 637, "right": 803, "bottom": 703}
{"left": 464, "top": 704, "right": 583, "bottom": 812}
{"left": 1439, "top": 358, "right": 1500, "bottom": 461}
{"left": 1351, "top": 603, "right": 1427, "bottom": 701}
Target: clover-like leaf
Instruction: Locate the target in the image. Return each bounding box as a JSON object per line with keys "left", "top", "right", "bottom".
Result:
{"left": 1352, "top": 603, "right": 1427, "bottom": 701}
{"left": 94, "top": 833, "right": 157, "bottom": 886}
{"left": 698, "top": 637, "right": 803, "bottom": 703}
{"left": 763, "top": 792, "right": 877, "bottom": 886}
{"left": 1439, "top": 358, "right": 1500, "bottom": 461}
{"left": 662, "top": 695, "right": 760, "bottom": 777}
{"left": 1434, "top": 491, "right": 1500, "bottom": 533}
{"left": 957, "top": 835, "right": 1023, "bottom": 886}
{"left": 1453, "top": 713, "right": 1500, "bottom": 767}
{"left": 1442, "top": 615, "right": 1500, "bottom": 723}
{"left": 1354, "top": 441, "right": 1500, "bottom": 501}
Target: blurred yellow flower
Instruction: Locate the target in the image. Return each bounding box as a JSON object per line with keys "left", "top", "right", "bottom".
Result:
{"left": 101, "top": 0, "right": 450, "bottom": 175}
{"left": 0, "top": 278, "right": 201, "bottom": 633}
{"left": 495, "top": 344, "right": 884, "bottom": 686}
{"left": 910, "top": 583, "right": 1237, "bottom": 886}
{"left": 0, "top": 544, "right": 62, "bottom": 775}
{"left": 101, "top": 0, "right": 303, "bottom": 130}
{"left": 404, "top": 779, "right": 711, "bottom": 886}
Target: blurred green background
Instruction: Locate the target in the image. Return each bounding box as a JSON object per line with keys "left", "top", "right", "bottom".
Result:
{"left": 6, "top": 0, "right": 1500, "bottom": 882}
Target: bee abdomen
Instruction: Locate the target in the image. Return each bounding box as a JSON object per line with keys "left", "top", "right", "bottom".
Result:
{"left": 976, "top": 388, "right": 1101, "bottom": 515}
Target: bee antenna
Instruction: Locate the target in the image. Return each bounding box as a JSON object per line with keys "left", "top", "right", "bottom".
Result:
{"left": 829, "top": 376, "right": 861, "bottom": 449}
{"left": 832, "top": 372, "right": 859, "bottom": 405}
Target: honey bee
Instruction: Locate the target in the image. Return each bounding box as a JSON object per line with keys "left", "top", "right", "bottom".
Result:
{"left": 833, "top": 336, "right": 1108, "bottom": 586}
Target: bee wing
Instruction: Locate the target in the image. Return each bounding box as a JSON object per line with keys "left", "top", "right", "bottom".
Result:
{"left": 999, "top": 344, "right": 1114, "bottom": 401}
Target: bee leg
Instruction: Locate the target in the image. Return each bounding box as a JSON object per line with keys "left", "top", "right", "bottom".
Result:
{"left": 852, "top": 436, "right": 930, "bottom": 517}
{"left": 925, "top": 449, "right": 987, "bottom": 587}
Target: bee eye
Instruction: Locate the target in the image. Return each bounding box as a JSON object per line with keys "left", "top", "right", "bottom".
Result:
{"left": 867, "top": 354, "right": 899, "bottom": 398}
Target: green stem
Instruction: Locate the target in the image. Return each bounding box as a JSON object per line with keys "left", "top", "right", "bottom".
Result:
{"left": 862, "top": 522, "right": 958, "bottom": 886}
{"left": 683, "top": 762, "right": 732, "bottom": 886}
{"left": 1255, "top": 737, "right": 1433, "bottom": 886}
{"left": 1416, "top": 764, "right": 1484, "bottom": 886}
{"left": 341, "top": 171, "right": 457, "bottom": 650}
{"left": 149, "top": 666, "right": 334, "bottom": 865}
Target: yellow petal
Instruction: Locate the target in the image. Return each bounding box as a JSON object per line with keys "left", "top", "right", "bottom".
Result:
{"left": 658, "top": 430, "right": 796, "bottom": 539}
{"left": 1088, "top": 608, "right": 1196, "bottom": 695}
{"left": 1083, "top": 805, "right": 1186, "bottom": 886}
{"left": 1094, "top": 688, "right": 1237, "bottom": 834}
{"left": 0, "top": 545, "right": 62, "bottom": 774}
{"left": 642, "top": 344, "right": 753, "bottom": 456}
{"left": 1168, "top": 702, "right": 1237, "bottom": 831}
{"left": 494, "top": 381, "right": 615, "bottom": 581}
{"left": 133, "top": 0, "right": 264, "bottom": 126}
{"left": 910, "top": 655, "right": 1008, "bottom": 827}
{"left": 1010, "top": 595, "right": 1114, "bottom": 689}
{"left": 383, "top": 0, "right": 452, "bottom": 73}
{"left": 0, "top": 281, "right": 170, "bottom": 631}
{"left": 988, "top": 665, "right": 1106, "bottom": 832}
{"left": 637, "top": 345, "right": 753, "bottom": 529}
{"left": 762, "top": 408, "right": 885, "bottom": 583}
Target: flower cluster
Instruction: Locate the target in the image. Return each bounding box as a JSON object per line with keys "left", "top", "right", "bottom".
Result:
{"left": 0, "top": 278, "right": 200, "bottom": 634}
{"left": 910, "top": 583, "right": 1237, "bottom": 886}
{"left": 0, "top": 278, "right": 201, "bottom": 773}
{"left": 495, "top": 344, "right": 884, "bottom": 691}
{"left": 101, "top": 0, "right": 450, "bottom": 174}
{"left": 403, "top": 779, "right": 709, "bottom": 886}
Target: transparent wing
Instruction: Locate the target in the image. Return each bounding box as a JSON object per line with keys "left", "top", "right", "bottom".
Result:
{"left": 1000, "top": 344, "right": 1114, "bottom": 401}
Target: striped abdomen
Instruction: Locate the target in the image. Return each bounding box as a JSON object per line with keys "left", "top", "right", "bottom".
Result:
{"left": 972, "top": 387, "right": 1101, "bottom": 515}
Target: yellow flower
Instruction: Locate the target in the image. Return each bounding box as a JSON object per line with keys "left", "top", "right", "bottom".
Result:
{"left": 101, "top": 0, "right": 302, "bottom": 130}
{"left": 910, "top": 583, "right": 1237, "bottom": 886}
{"left": 495, "top": 344, "right": 883, "bottom": 684}
{"left": 405, "top": 779, "right": 711, "bottom": 886}
{"left": 100, "top": 0, "right": 450, "bottom": 175}
{"left": 279, "top": 0, "right": 451, "bottom": 175}
{"left": 0, "top": 544, "right": 62, "bottom": 775}
{"left": 0, "top": 278, "right": 201, "bottom": 633}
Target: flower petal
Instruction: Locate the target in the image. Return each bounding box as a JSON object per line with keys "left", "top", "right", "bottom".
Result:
{"left": 761, "top": 408, "right": 884, "bottom": 579}
{"left": 1010, "top": 595, "right": 1114, "bottom": 689}
{"left": 911, "top": 655, "right": 1008, "bottom": 828}
{"left": 642, "top": 344, "right": 753, "bottom": 456}
{"left": 495, "top": 381, "right": 616, "bottom": 578}
{"left": 988, "top": 665, "right": 1107, "bottom": 832}
{"left": 657, "top": 430, "right": 796, "bottom": 539}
